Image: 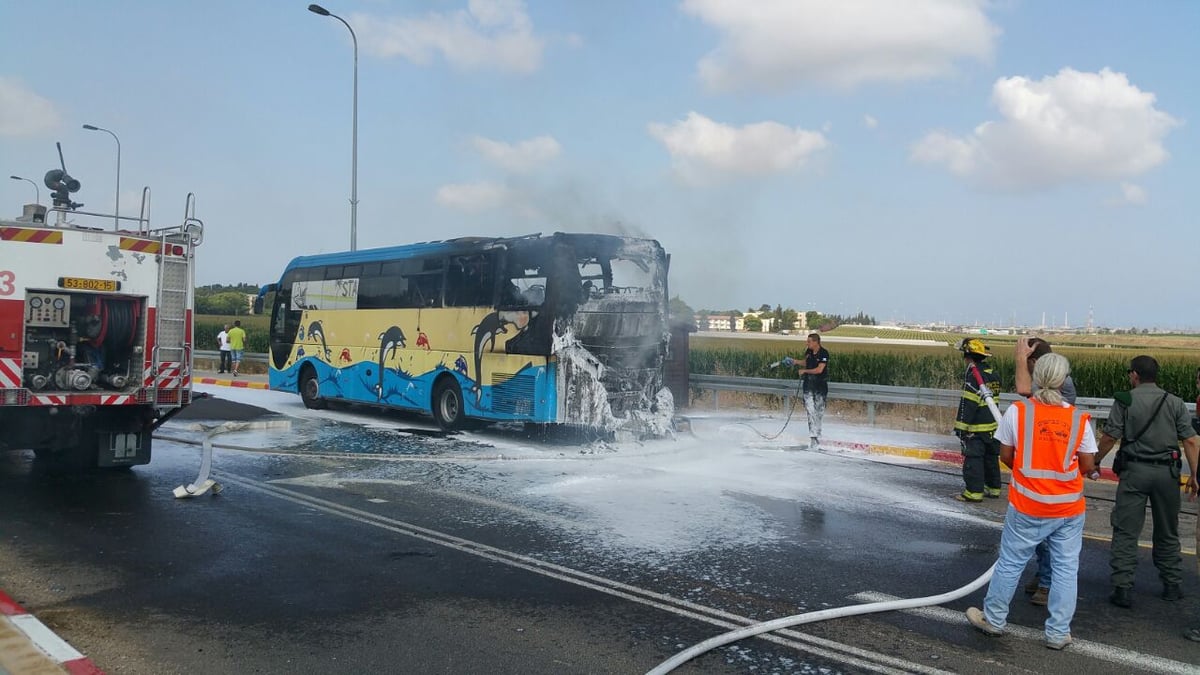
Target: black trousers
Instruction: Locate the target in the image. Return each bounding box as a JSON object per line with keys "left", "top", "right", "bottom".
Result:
{"left": 219, "top": 350, "right": 232, "bottom": 372}
{"left": 961, "top": 435, "right": 1001, "bottom": 494}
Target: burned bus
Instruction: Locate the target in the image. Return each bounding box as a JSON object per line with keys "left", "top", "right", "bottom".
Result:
{"left": 259, "top": 233, "right": 674, "bottom": 436}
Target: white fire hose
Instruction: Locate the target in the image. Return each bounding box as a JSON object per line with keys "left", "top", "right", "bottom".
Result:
{"left": 171, "top": 420, "right": 291, "bottom": 498}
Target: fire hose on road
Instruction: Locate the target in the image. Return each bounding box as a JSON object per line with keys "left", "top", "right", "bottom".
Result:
{"left": 647, "top": 361, "right": 1008, "bottom": 674}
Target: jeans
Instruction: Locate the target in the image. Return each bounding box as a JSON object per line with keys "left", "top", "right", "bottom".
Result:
{"left": 983, "top": 504, "right": 1084, "bottom": 642}
{"left": 219, "top": 350, "right": 232, "bottom": 372}
{"left": 803, "top": 390, "right": 826, "bottom": 441}
{"left": 1034, "top": 540, "right": 1051, "bottom": 587}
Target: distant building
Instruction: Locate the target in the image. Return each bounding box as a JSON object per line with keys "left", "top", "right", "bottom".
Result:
{"left": 703, "top": 315, "right": 744, "bottom": 331}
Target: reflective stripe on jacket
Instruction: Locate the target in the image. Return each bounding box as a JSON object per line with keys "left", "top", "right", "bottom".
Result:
{"left": 954, "top": 362, "right": 999, "bottom": 435}
{"left": 1009, "top": 399, "right": 1088, "bottom": 518}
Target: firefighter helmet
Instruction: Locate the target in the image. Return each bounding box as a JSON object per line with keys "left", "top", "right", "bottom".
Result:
{"left": 958, "top": 338, "right": 990, "bottom": 358}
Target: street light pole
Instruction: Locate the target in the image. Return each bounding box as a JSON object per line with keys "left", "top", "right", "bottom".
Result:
{"left": 9, "top": 175, "right": 39, "bottom": 204}
{"left": 82, "top": 124, "right": 121, "bottom": 228}
{"left": 308, "top": 3, "right": 358, "bottom": 251}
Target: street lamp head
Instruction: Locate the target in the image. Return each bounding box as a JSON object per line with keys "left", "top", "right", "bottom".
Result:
{"left": 308, "top": 4, "right": 331, "bottom": 16}
{"left": 82, "top": 124, "right": 99, "bottom": 130}
{"left": 9, "top": 175, "right": 22, "bottom": 180}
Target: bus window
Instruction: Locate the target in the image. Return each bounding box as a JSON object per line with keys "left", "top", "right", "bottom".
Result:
{"left": 405, "top": 258, "right": 444, "bottom": 308}
{"left": 446, "top": 253, "right": 495, "bottom": 307}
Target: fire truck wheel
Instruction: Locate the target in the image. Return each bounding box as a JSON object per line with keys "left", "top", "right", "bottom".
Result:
{"left": 300, "top": 366, "right": 326, "bottom": 410}
{"left": 432, "top": 378, "right": 466, "bottom": 431}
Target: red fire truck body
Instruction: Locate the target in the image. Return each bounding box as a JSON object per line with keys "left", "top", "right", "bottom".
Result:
{"left": 0, "top": 201, "right": 203, "bottom": 468}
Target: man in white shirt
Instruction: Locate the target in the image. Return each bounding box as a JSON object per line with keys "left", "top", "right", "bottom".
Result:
{"left": 217, "top": 324, "right": 231, "bottom": 374}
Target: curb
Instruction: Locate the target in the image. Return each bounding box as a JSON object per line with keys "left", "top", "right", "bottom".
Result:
{"left": 193, "top": 377, "right": 269, "bottom": 390}
{"left": 0, "top": 590, "right": 101, "bottom": 674}
{"left": 820, "top": 438, "right": 1121, "bottom": 482}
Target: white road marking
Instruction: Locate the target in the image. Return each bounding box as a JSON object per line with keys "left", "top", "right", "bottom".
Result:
{"left": 852, "top": 591, "right": 1197, "bottom": 674}
{"left": 11, "top": 614, "right": 84, "bottom": 662}
{"left": 269, "top": 473, "right": 418, "bottom": 489}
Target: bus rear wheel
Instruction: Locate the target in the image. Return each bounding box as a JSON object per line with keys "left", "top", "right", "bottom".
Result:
{"left": 300, "top": 366, "right": 326, "bottom": 410}
{"left": 433, "top": 378, "right": 467, "bottom": 431}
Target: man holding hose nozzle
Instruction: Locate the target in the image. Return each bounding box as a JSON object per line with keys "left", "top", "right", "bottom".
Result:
{"left": 781, "top": 333, "right": 829, "bottom": 450}
{"left": 966, "top": 353, "right": 1099, "bottom": 650}
{"left": 953, "top": 338, "right": 1002, "bottom": 502}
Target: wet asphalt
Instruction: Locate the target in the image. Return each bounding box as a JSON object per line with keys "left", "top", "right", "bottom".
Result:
{"left": 1, "top": 391, "right": 1198, "bottom": 674}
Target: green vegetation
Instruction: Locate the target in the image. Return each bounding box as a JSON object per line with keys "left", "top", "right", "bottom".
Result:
{"left": 194, "top": 315, "right": 270, "bottom": 352}
{"left": 195, "top": 283, "right": 259, "bottom": 316}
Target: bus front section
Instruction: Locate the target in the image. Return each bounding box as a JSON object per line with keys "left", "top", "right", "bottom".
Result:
{"left": 542, "top": 234, "right": 674, "bottom": 438}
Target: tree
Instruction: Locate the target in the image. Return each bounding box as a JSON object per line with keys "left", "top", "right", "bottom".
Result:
{"left": 744, "top": 316, "right": 763, "bottom": 332}
{"left": 805, "top": 311, "right": 823, "bottom": 330}
{"left": 197, "top": 291, "right": 250, "bottom": 316}
{"left": 780, "top": 308, "right": 798, "bottom": 331}
{"left": 669, "top": 296, "right": 695, "bottom": 324}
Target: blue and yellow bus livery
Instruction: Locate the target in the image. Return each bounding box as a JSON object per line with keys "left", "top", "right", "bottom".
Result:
{"left": 260, "top": 233, "right": 673, "bottom": 436}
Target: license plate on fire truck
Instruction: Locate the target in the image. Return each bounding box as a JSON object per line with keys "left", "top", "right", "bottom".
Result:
{"left": 58, "top": 276, "right": 121, "bottom": 292}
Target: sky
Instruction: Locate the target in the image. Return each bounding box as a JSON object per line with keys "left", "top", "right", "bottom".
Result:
{"left": 2, "top": 1, "right": 1198, "bottom": 329}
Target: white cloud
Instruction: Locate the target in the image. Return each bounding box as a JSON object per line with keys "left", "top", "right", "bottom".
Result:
{"left": 681, "top": 0, "right": 997, "bottom": 91}
{"left": 911, "top": 68, "right": 1181, "bottom": 190}
{"left": 0, "top": 78, "right": 61, "bottom": 137}
{"left": 864, "top": 114, "right": 878, "bottom": 129}
{"left": 470, "top": 135, "right": 561, "bottom": 172}
{"left": 1112, "top": 182, "right": 1147, "bottom": 206}
{"left": 351, "top": 0, "right": 545, "bottom": 74}
{"left": 435, "top": 181, "right": 513, "bottom": 212}
{"left": 648, "top": 112, "right": 828, "bottom": 181}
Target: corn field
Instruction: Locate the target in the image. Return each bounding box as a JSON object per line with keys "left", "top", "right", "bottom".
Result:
{"left": 690, "top": 339, "right": 1200, "bottom": 401}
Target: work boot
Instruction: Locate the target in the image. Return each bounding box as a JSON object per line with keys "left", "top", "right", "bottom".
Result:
{"left": 955, "top": 491, "right": 983, "bottom": 503}
{"left": 1043, "top": 635, "right": 1072, "bottom": 650}
{"left": 1162, "top": 583, "right": 1184, "bottom": 601}
{"left": 965, "top": 607, "right": 1003, "bottom": 636}
{"left": 1030, "top": 587, "right": 1049, "bottom": 606}
{"left": 1023, "top": 577, "right": 1040, "bottom": 595}
{"left": 984, "top": 487, "right": 1002, "bottom": 499}
{"left": 1109, "top": 586, "right": 1133, "bottom": 608}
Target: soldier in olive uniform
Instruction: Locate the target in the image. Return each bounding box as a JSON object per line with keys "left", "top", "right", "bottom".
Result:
{"left": 1095, "top": 356, "right": 1200, "bottom": 610}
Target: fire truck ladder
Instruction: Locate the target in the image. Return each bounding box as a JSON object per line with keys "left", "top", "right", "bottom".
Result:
{"left": 151, "top": 196, "right": 203, "bottom": 408}
{"left": 154, "top": 242, "right": 189, "bottom": 407}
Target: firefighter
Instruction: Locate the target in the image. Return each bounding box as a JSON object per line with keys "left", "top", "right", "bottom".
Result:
{"left": 954, "top": 338, "right": 1002, "bottom": 502}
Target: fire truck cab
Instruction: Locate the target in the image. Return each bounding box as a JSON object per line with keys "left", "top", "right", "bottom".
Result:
{"left": 0, "top": 193, "right": 203, "bottom": 470}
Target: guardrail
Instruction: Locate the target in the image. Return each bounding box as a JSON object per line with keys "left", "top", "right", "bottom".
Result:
{"left": 195, "top": 349, "right": 269, "bottom": 364}
{"left": 687, "top": 374, "right": 1184, "bottom": 424}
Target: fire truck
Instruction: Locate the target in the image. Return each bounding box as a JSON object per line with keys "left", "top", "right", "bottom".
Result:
{"left": 0, "top": 159, "right": 203, "bottom": 470}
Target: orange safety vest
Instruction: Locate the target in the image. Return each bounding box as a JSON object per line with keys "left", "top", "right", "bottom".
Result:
{"left": 1009, "top": 399, "right": 1089, "bottom": 518}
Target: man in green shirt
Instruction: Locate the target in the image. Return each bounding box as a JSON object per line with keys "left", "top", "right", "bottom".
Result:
{"left": 226, "top": 320, "right": 247, "bottom": 377}
{"left": 1095, "top": 355, "right": 1200, "bottom": 610}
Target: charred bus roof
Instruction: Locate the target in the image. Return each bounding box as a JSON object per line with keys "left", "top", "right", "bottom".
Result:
{"left": 279, "top": 232, "right": 665, "bottom": 276}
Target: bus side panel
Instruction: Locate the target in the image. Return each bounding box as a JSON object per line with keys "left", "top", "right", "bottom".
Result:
{"left": 269, "top": 307, "right": 555, "bottom": 423}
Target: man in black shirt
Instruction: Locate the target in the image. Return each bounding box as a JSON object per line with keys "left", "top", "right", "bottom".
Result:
{"left": 784, "top": 333, "right": 829, "bottom": 450}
